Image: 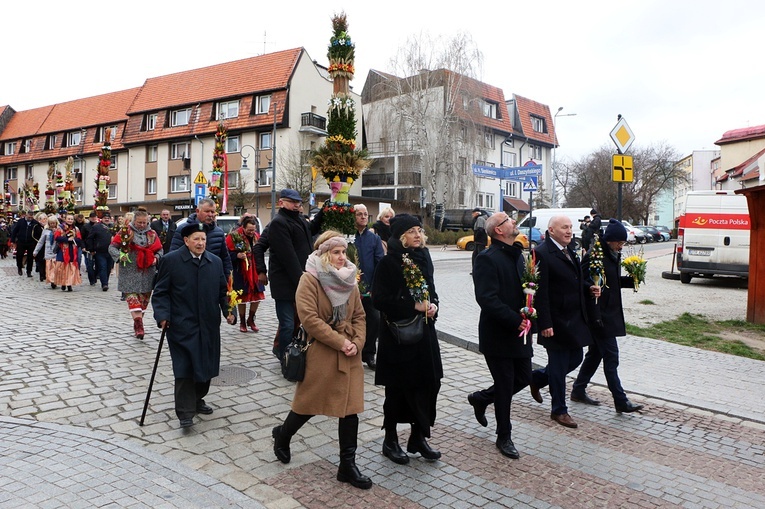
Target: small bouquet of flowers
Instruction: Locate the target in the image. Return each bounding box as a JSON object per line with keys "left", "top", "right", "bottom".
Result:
{"left": 588, "top": 234, "right": 607, "bottom": 303}
{"left": 226, "top": 273, "right": 242, "bottom": 319}
{"left": 229, "top": 230, "right": 250, "bottom": 271}
{"left": 519, "top": 250, "right": 540, "bottom": 344}
{"left": 117, "top": 225, "right": 132, "bottom": 266}
{"left": 402, "top": 253, "right": 430, "bottom": 321}
{"left": 622, "top": 248, "right": 647, "bottom": 292}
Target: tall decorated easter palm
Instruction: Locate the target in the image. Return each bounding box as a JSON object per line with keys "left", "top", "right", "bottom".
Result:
{"left": 310, "top": 12, "right": 369, "bottom": 234}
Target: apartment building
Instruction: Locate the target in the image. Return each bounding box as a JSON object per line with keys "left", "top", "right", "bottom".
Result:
{"left": 0, "top": 48, "right": 352, "bottom": 220}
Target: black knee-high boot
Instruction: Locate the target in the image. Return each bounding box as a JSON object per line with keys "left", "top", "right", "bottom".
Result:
{"left": 407, "top": 423, "right": 441, "bottom": 461}
{"left": 273, "top": 411, "right": 311, "bottom": 464}
{"left": 337, "top": 415, "right": 373, "bottom": 489}
{"left": 381, "top": 421, "right": 409, "bottom": 464}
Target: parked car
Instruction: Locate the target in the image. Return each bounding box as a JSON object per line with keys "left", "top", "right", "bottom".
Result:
{"left": 435, "top": 209, "right": 491, "bottom": 232}
{"left": 636, "top": 225, "right": 660, "bottom": 242}
{"left": 456, "top": 230, "right": 530, "bottom": 251}
{"left": 517, "top": 227, "right": 543, "bottom": 249}
{"left": 621, "top": 221, "right": 645, "bottom": 244}
{"left": 654, "top": 225, "right": 673, "bottom": 241}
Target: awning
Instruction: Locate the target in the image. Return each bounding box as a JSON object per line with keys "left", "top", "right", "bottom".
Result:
{"left": 503, "top": 197, "right": 530, "bottom": 213}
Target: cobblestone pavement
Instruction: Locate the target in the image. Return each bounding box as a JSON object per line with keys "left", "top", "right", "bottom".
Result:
{"left": 1, "top": 250, "right": 764, "bottom": 508}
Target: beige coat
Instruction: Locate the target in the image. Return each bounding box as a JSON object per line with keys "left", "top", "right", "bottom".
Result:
{"left": 292, "top": 272, "right": 366, "bottom": 417}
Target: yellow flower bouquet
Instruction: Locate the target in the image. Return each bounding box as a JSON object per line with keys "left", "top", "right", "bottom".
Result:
{"left": 622, "top": 251, "right": 647, "bottom": 292}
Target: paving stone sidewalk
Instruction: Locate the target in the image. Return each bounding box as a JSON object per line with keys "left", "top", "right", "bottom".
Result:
{"left": 1, "top": 255, "right": 764, "bottom": 508}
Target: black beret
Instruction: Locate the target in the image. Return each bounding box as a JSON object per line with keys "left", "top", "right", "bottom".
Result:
{"left": 181, "top": 222, "right": 206, "bottom": 238}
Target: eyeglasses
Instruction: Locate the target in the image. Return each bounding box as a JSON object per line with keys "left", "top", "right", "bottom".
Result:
{"left": 497, "top": 217, "right": 510, "bottom": 228}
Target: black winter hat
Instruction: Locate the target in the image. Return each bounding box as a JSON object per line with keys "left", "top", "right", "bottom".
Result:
{"left": 389, "top": 214, "right": 422, "bottom": 239}
{"left": 602, "top": 218, "right": 627, "bottom": 242}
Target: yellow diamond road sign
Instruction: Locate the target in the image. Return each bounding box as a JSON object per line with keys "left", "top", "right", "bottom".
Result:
{"left": 609, "top": 117, "right": 635, "bottom": 154}
{"left": 194, "top": 171, "right": 208, "bottom": 185}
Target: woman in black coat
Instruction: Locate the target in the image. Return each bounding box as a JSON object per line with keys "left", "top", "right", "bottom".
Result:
{"left": 372, "top": 214, "right": 443, "bottom": 465}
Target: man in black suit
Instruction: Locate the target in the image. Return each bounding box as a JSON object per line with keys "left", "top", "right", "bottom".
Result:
{"left": 529, "top": 215, "right": 600, "bottom": 429}
{"left": 151, "top": 209, "right": 177, "bottom": 254}
{"left": 467, "top": 212, "right": 533, "bottom": 459}
{"left": 572, "top": 219, "right": 644, "bottom": 413}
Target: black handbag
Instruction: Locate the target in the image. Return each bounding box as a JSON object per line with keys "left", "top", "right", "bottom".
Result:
{"left": 385, "top": 313, "right": 425, "bottom": 346}
{"left": 282, "top": 326, "right": 312, "bottom": 382}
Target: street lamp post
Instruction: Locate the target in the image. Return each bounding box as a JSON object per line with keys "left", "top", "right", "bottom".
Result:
{"left": 552, "top": 107, "right": 577, "bottom": 207}
{"left": 270, "top": 102, "right": 277, "bottom": 220}
{"left": 239, "top": 144, "right": 260, "bottom": 217}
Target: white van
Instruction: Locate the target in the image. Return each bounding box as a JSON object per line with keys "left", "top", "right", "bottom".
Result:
{"left": 676, "top": 190, "right": 750, "bottom": 284}
{"left": 517, "top": 207, "right": 591, "bottom": 249}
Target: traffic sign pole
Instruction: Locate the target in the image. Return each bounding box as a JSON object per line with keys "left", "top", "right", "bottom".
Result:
{"left": 609, "top": 116, "right": 635, "bottom": 222}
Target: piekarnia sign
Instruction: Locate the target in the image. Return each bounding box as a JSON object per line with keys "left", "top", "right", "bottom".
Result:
{"left": 685, "top": 214, "right": 750, "bottom": 229}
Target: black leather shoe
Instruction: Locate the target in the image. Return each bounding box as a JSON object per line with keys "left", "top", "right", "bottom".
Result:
{"left": 529, "top": 383, "right": 543, "bottom": 404}
{"left": 364, "top": 357, "right": 376, "bottom": 370}
{"left": 196, "top": 403, "right": 213, "bottom": 415}
{"left": 615, "top": 401, "right": 644, "bottom": 413}
{"left": 382, "top": 439, "right": 409, "bottom": 465}
{"left": 496, "top": 438, "right": 520, "bottom": 459}
{"left": 571, "top": 392, "right": 601, "bottom": 406}
{"left": 18, "top": 268, "right": 23, "bottom": 276}
{"left": 407, "top": 435, "right": 441, "bottom": 461}
{"left": 179, "top": 418, "right": 193, "bottom": 428}
{"left": 467, "top": 393, "right": 488, "bottom": 427}
{"left": 273, "top": 426, "right": 291, "bottom": 464}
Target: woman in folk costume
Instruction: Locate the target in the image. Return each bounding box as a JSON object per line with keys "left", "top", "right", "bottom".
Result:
{"left": 108, "top": 209, "right": 162, "bottom": 339}
{"left": 33, "top": 215, "right": 60, "bottom": 289}
{"left": 53, "top": 213, "right": 83, "bottom": 292}
{"left": 225, "top": 215, "right": 265, "bottom": 333}
{"left": 272, "top": 230, "right": 372, "bottom": 490}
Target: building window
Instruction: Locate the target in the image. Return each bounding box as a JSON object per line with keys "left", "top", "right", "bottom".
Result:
{"left": 482, "top": 100, "right": 498, "bottom": 119}
{"left": 108, "top": 184, "right": 117, "bottom": 199}
{"left": 45, "top": 135, "right": 57, "bottom": 150}
{"left": 460, "top": 157, "right": 467, "bottom": 175}
{"left": 531, "top": 116, "right": 546, "bottom": 133}
{"left": 146, "top": 145, "right": 158, "bottom": 163}
{"left": 25, "top": 165, "right": 34, "bottom": 181}
{"left": 170, "top": 175, "right": 190, "bottom": 193}
{"left": 226, "top": 135, "right": 240, "bottom": 153}
{"left": 8, "top": 193, "right": 17, "bottom": 205}
{"left": 458, "top": 189, "right": 466, "bottom": 206}
{"left": 66, "top": 131, "right": 82, "bottom": 147}
{"left": 227, "top": 172, "right": 240, "bottom": 188}
{"left": 146, "top": 178, "right": 157, "bottom": 195}
{"left": 21, "top": 139, "right": 31, "bottom": 153}
{"left": 259, "top": 132, "right": 272, "bottom": 149}
{"left": 217, "top": 100, "right": 239, "bottom": 120}
{"left": 256, "top": 95, "right": 271, "bottom": 114}
{"left": 6, "top": 167, "right": 17, "bottom": 179}
{"left": 4, "top": 142, "right": 14, "bottom": 155}
{"left": 528, "top": 145, "right": 541, "bottom": 159}
{"left": 504, "top": 181, "right": 517, "bottom": 196}
{"left": 74, "top": 187, "right": 82, "bottom": 202}
{"left": 146, "top": 113, "right": 157, "bottom": 131}
{"left": 110, "top": 153, "right": 118, "bottom": 170}
{"left": 171, "top": 142, "right": 191, "bottom": 160}
{"left": 257, "top": 169, "right": 271, "bottom": 187}
{"left": 95, "top": 127, "right": 105, "bottom": 143}
{"left": 171, "top": 108, "right": 191, "bottom": 127}
{"left": 476, "top": 192, "right": 495, "bottom": 210}
{"left": 484, "top": 131, "right": 494, "bottom": 149}
{"left": 503, "top": 148, "right": 517, "bottom": 167}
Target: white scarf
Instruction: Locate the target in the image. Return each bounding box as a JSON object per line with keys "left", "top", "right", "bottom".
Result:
{"left": 305, "top": 251, "right": 357, "bottom": 324}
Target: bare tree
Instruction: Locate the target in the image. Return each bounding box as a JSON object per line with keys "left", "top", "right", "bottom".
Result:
{"left": 363, "top": 32, "right": 489, "bottom": 218}
{"left": 275, "top": 145, "right": 322, "bottom": 202}
{"left": 564, "top": 142, "right": 685, "bottom": 221}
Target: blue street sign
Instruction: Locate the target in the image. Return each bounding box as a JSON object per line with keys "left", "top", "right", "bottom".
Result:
{"left": 194, "top": 184, "right": 207, "bottom": 206}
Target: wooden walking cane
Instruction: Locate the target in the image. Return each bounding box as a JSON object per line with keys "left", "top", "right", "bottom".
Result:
{"left": 139, "top": 324, "right": 168, "bottom": 426}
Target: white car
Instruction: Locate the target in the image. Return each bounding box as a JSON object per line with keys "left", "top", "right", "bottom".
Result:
{"left": 620, "top": 221, "right": 640, "bottom": 244}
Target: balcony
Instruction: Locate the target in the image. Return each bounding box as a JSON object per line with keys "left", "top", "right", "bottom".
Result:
{"left": 299, "top": 113, "right": 327, "bottom": 136}
{"left": 366, "top": 139, "right": 417, "bottom": 156}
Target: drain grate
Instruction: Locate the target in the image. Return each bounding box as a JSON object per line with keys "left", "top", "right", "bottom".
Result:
{"left": 211, "top": 365, "right": 257, "bottom": 386}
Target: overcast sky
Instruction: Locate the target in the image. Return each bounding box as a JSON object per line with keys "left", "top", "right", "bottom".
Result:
{"left": 3, "top": 0, "right": 762, "bottom": 164}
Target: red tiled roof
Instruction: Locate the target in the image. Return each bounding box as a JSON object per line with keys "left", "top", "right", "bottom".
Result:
{"left": 451, "top": 72, "right": 514, "bottom": 134}
{"left": 0, "top": 105, "right": 55, "bottom": 140}
{"left": 716, "top": 173, "right": 729, "bottom": 182}
{"left": 727, "top": 146, "right": 765, "bottom": 178}
{"left": 38, "top": 88, "right": 140, "bottom": 134}
{"left": 513, "top": 94, "right": 558, "bottom": 147}
{"left": 127, "top": 48, "right": 303, "bottom": 114}
{"left": 715, "top": 124, "right": 765, "bottom": 145}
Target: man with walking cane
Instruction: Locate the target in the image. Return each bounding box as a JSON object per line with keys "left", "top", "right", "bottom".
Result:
{"left": 151, "top": 222, "right": 234, "bottom": 429}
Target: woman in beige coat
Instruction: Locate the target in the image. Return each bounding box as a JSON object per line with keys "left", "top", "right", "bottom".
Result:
{"left": 272, "top": 230, "right": 371, "bottom": 490}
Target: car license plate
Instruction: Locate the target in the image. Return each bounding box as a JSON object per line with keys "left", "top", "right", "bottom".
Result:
{"left": 687, "top": 249, "right": 711, "bottom": 256}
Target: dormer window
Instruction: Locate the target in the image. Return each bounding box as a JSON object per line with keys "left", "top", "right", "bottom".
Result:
{"left": 256, "top": 95, "right": 271, "bottom": 115}
{"left": 482, "top": 100, "right": 498, "bottom": 119}
{"left": 531, "top": 115, "right": 547, "bottom": 133}
{"left": 217, "top": 100, "right": 239, "bottom": 120}
{"left": 22, "top": 139, "right": 31, "bottom": 153}
{"left": 3, "top": 142, "right": 14, "bottom": 155}
{"left": 66, "top": 131, "right": 82, "bottom": 147}
{"left": 146, "top": 113, "right": 158, "bottom": 131}
{"left": 171, "top": 108, "right": 191, "bottom": 127}
{"left": 45, "top": 135, "right": 58, "bottom": 150}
